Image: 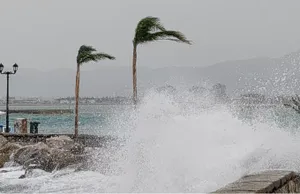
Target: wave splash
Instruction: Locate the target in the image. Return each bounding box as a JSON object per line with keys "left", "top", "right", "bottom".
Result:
{"left": 110, "top": 91, "right": 300, "bottom": 192}
{"left": 2, "top": 90, "right": 300, "bottom": 193}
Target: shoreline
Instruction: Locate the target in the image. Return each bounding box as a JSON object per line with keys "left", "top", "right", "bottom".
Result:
{"left": 0, "top": 133, "right": 117, "bottom": 147}
{"left": 0, "top": 109, "right": 73, "bottom": 114}
{"left": 0, "top": 103, "right": 132, "bottom": 107}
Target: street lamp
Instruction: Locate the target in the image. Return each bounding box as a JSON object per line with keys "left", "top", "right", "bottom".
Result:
{"left": 0, "top": 63, "right": 18, "bottom": 133}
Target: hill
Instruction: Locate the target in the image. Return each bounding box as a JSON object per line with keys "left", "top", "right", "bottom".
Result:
{"left": 1, "top": 50, "right": 300, "bottom": 97}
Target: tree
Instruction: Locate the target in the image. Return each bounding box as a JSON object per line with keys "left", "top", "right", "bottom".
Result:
{"left": 132, "top": 16, "right": 191, "bottom": 105}
{"left": 74, "top": 45, "right": 115, "bottom": 137}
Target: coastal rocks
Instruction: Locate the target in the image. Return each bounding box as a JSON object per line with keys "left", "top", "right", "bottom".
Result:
{"left": 13, "top": 136, "right": 86, "bottom": 172}
{"left": 46, "top": 135, "right": 84, "bottom": 154}
{"left": 49, "top": 148, "right": 85, "bottom": 169}
{"left": 14, "top": 142, "right": 53, "bottom": 171}
{"left": 0, "top": 142, "right": 22, "bottom": 168}
{"left": 0, "top": 135, "right": 87, "bottom": 176}
{"left": 0, "top": 135, "right": 8, "bottom": 147}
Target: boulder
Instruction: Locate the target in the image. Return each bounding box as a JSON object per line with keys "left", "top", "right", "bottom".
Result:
{"left": 14, "top": 142, "right": 53, "bottom": 171}
{"left": 46, "top": 135, "right": 73, "bottom": 149}
{"left": 13, "top": 137, "right": 86, "bottom": 172}
{"left": 50, "top": 148, "right": 85, "bottom": 169}
{"left": 0, "top": 142, "right": 22, "bottom": 168}
{"left": 0, "top": 135, "right": 8, "bottom": 147}
{"left": 0, "top": 154, "right": 9, "bottom": 168}
{"left": 46, "top": 135, "right": 84, "bottom": 154}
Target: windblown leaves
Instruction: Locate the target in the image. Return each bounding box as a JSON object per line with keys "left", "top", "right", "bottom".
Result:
{"left": 133, "top": 16, "right": 191, "bottom": 46}
{"left": 77, "top": 45, "right": 115, "bottom": 65}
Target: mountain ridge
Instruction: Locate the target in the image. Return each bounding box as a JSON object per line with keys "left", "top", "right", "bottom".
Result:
{"left": 1, "top": 50, "right": 300, "bottom": 97}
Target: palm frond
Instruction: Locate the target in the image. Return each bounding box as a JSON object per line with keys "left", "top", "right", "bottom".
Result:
{"left": 78, "top": 45, "right": 96, "bottom": 53}
{"left": 139, "top": 17, "right": 166, "bottom": 32}
{"left": 77, "top": 45, "right": 97, "bottom": 64}
{"left": 149, "top": 30, "right": 191, "bottom": 44}
{"left": 134, "top": 16, "right": 166, "bottom": 45}
{"left": 93, "top": 53, "right": 116, "bottom": 60}
{"left": 80, "top": 53, "right": 115, "bottom": 64}
{"left": 79, "top": 55, "right": 97, "bottom": 64}
{"left": 136, "top": 17, "right": 166, "bottom": 33}
{"left": 77, "top": 45, "right": 115, "bottom": 64}
{"left": 133, "top": 16, "right": 191, "bottom": 46}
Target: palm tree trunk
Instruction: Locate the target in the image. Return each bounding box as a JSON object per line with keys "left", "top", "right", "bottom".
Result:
{"left": 132, "top": 44, "right": 138, "bottom": 106}
{"left": 74, "top": 64, "right": 80, "bottom": 138}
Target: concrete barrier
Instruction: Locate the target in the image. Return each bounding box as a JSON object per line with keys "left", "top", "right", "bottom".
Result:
{"left": 213, "top": 170, "right": 300, "bottom": 193}
{"left": 0, "top": 133, "right": 117, "bottom": 147}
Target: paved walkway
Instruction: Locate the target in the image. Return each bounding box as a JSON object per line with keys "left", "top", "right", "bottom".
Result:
{"left": 214, "top": 170, "right": 300, "bottom": 193}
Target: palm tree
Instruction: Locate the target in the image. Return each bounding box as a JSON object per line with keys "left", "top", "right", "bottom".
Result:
{"left": 74, "top": 45, "right": 115, "bottom": 138}
{"left": 132, "top": 16, "right": 191, "bottom": 105}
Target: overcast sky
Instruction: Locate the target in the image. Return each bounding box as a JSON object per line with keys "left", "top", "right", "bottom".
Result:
{"left": 1, "top": 0, "right": 300, "bottom": 71}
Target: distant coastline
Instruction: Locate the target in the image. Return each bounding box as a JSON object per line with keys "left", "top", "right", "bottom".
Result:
{"left": 0, "top": 96, "right": 132, "bottom": 107}
{"left": 0, "top": 103, "right": 131, "bottom": 108}
{"left": 0, "top": 92, "right": 295, "bottom": 108}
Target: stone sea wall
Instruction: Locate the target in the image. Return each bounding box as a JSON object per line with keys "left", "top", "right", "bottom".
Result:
{"left": 214, "top": 170, "right": 300, "bottom": 193}
{"left": 1, "top": 133, "right": 116, "bottom": 147}
{"left": 0, "top": 109, "right": 73, "bottom": 114}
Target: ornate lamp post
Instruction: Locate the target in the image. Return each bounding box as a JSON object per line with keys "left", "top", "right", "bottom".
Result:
{"left": 0, "top": 63, "right": 18, "bottom": 133}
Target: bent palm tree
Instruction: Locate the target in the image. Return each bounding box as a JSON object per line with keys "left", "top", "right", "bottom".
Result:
{"left": 75, "top": 45, "right": 115, "bottom": 137}
{"left": 132, "top": 16, "right": 191, "bottom": 105}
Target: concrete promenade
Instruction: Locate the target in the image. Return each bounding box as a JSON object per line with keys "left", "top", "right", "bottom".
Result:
{"left": 214, "top": 170, "right": 300, "bottom": 193}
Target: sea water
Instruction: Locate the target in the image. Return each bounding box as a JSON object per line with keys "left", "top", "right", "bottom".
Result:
{"left": 0, "top": 105, "right": 128, "bottom": 135}
{"left": 1, "top": 90, "right": 300, "bottom": 193}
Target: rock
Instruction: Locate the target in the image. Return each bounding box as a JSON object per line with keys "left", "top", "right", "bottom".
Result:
{"left": 46, "top": 135, "right": 84, "bottom": 154}
{"left": 0, "top": 154, "right": 9, "bottom": 168}
{"left": 69, "top": 142, "right": 85, "bottom": 154}
{"left": 50, "top": 148, "right": 84, "bottom": 169}
{"left": 14, "top": 142, "right": 56, "bottom": 171}
{"left": 19, "top": 174, "right": 26, "bottom": 179}
{"left": 19, "top": 166, "right": 51, "bottom": 179}
{"left": 0, "top": 135, "right": 8, "bottom": 147}
{"left": 0, "top": 142, "right": 22, "bottom": 168}
{"left": 46, "top": 135, "right": 73, "bottom": 149}
{"left": 14, "top": 142, "right": 53, "bottom": 171}
{"left": 13, "top": 139, "right": 86, "bottom": 172}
